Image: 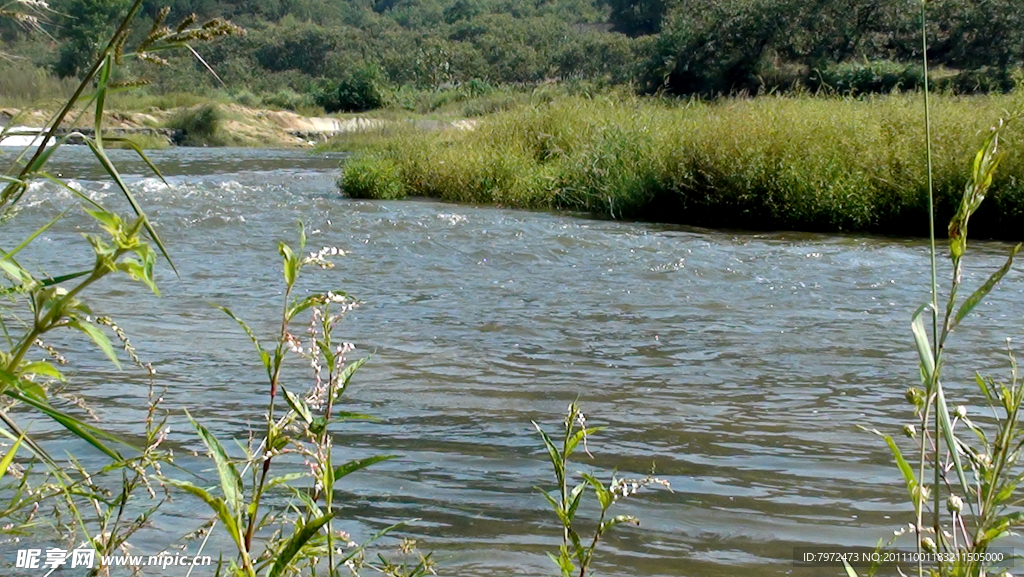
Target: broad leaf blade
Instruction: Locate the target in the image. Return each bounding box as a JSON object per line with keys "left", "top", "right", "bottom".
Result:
{"left": 333, "top": 454, "right": 395, "bottom": 480}
{"left": 954, "top": 243, "right": 1021, "bottom": 327}
{"left": 268, "top": 512, "right": 336, "bottom": 577}
{"left": 186, "top": 410, "right": 243, "bottom": 516}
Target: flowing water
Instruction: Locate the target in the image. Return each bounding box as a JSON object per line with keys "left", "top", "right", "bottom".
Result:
{"left": 3, "top": 146, "right": 1023, "bottom": 576}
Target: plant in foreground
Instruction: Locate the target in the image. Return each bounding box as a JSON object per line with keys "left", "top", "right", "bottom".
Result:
{"left": 0, "top": 0, "right": 237, "bottom": 570}
{"left": 534, "top": 402, "right": 670, "bottom": 577}
{"left": 163, "top": 225, "right": 433, "bottom": 577}
{"left": 853, "top": 2, "right": 1024, "bottom": 576}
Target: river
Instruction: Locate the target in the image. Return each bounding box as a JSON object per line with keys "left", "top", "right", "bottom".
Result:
{"left": 2, "top": 146, "right": 1023, "bottom": 576}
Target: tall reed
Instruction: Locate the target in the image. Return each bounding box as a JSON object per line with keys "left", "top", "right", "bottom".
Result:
{"left": 852, "top": 2, "right": 1024, "bottom": 577}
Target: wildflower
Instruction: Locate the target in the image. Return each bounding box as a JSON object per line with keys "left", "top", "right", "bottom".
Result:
{"left": 947, "top": 494, "right": 963, "bottom": 514}
{"left": 304, "top": 246, "right": 345, "bottom": 269}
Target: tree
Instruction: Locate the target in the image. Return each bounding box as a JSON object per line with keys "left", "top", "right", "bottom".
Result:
{"left": 52, "top": 0, "right": 131, "bottom": 78}
{"left": 604, "top": 0, "right": 672, "bottom": 36}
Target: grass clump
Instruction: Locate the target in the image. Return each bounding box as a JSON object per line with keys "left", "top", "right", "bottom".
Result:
{"left": 339, "top": 92, "right": 1024, "bottom": 238}
{"left": 166, "top": 103, "right": 238, "bottom": 146}
{"left": 340, "top": 154, "right": 406, "bottom": 199}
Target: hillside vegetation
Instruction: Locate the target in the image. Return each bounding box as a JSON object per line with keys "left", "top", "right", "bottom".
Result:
{"left": 2, "top": 0, "right": 1023, "bottom": 112}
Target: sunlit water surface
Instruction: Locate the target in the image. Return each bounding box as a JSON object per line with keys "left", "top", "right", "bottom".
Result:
{"left": 3, "top": 146, "right": 1023, "bottom": 576}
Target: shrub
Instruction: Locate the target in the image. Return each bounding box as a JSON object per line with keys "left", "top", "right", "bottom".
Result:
{"left": 810, "top": 60, "right": 924, "bottom": 95}
{"left": 315, "top": 62, "right": 391, "bottom": 112}
{"left": 261, "top": 88, "right": 315, "bottom": 111}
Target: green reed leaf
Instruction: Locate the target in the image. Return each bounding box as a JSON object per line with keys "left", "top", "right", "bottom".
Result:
{"left": 265, "top": 472, "right": 305, "bottom": 490}
{"left": 41, "top": 270, "right": 92, "bottom": 287}
{"left": 333, "top": 454, "right": 395, "bottom": 480}
{"left": 37, "top": 172, "right": 106, "bottom": 211}
{"left": 83, "top": 138, "right": 177, "bottom": 276}
{"left": 954, "top": 243, "right": 1021, "bottom": 328}
{"left": 94, "top": 57, "right": 111, "bottom": 145}
{"left": 842, "top": 558, "right": 859, "bottom": 577}
{"left": 539, "top": 489, "right": 567, "bottom": 523}
{"left": 0, "top": 434, "right": 24, "bottom": 485}
{"left": 935, "top": 384, "right": 971, "bottom": 499}
{"left": 567, "top": 482, "right": 586, "bottom": 520}
{"left": 911, "top": 305, "right": 935, "bottom": 379}
{"left": 268, "top": 512, "right": 336, "bottom": 577}
{"left": 5, "top": 389, "right": 122, "bottom": 460}
{"left": 67, "top": 318, "right": 120, "bottom": 369}
{"left": 187, "top": 410, "right": 243, "bottom": 516}
{"left": 3, "top": 209, "right": 70, "bottom": 260}
{"left": 975, "top": 373, "right": 995, "bottom": 407}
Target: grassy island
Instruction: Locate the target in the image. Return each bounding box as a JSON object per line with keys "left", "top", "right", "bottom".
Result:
{"left": 338, "top": 93, "right": 1024, "bottom": 239}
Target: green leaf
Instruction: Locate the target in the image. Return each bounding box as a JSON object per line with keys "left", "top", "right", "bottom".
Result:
{"left": 842, "top": 558, "right": 860, "bottom": 577}
{"left": 602, "top": 514, "right": 639, "bottom": 531}
{"left": 566, "top": 482, "right": 586, "bottom": 520}
{"left": 533, "top": 421, "right": 563, "bottom": 486}
{"left": 282, "top": 387, "right": 313, "bottom": 424}
{"left": 268, "top": 512, "right": 336, "bottom": 577}
{"left": 17, "top": 361, "right": 64, "bottom": 383}
{"left": 538, "top": 489, "right": 568, "bottom": 524}
{"left": 565, "top": 426, "right": 603, "bottom": 457}
{"left": 2, "top": 208, "right": 71, "bottom": 260}
{"left": 5, "top": 390, "right": 123, "bottom": 460}
{"left": 975, "top": 373, "right": 995, "bottom": 406}
{"left": 910, "top": 305, "right": 935, "bottom": 380}
{"left": 162, "top": 478, "right": 242, "bottom": 547}
{"left": 186, "top": 410, "right": 243, "bottom": 516}
{"left": 581, "top": 473, "right": 612, "bottom": 510}
{"left": 954, "top": 243, "right": 1021, "bottom": 327}
{"left": 867, "top": 428, "right": 917, "bottom": 504}
{"left": 218, "top": 306, "right": 271, "bottom": 378}
{"left": 0, "top": 434, "right": 25, "bottom": 485}
{"left": 0, "top": 257, "right": 34, "bottom": 286}
{"left": 333, "top": 454, "right": 395, "bottom": 480}
{"left": 82, "top": 138, "right": 177, "bottom": 276}
{"left": 266, "top": 472, "right": 306, "bottom": 490}
{"left": 935, "top": 384, "right": 971, "bottom": 499}
{"left": 333, "top": 355, "right": 370, "bottom": 401}
{"left": 67, "top": 318, "right": 120, "bottom": 369}
{"left": 279, "top": 242, "right": 298, "bottom": 287}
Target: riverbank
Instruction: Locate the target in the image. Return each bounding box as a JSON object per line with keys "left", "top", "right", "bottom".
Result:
{"left": 338, "top": 92, "right": 1024, "bottom": 239}
{"left": 0, "top": 103, "right": 467, "bottom": 148}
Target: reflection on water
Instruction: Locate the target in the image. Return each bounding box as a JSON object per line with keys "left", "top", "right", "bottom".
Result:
{"left": 5, "top": 146, "right": 1024, "bottom": 576}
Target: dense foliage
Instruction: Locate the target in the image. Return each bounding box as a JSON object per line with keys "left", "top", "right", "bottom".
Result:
{"left": 1, "top": 0, "right": 1023, "bottom": 108}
